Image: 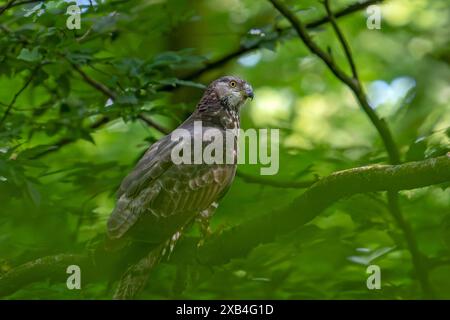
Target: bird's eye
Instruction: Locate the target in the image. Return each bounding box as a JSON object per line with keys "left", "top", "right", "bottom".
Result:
{"left": 229, "top": 80, "right": 237, "bottom": 88}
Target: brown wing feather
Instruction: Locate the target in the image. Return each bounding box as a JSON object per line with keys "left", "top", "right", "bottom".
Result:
{"left": 107, "top": 135, "right": 176, "bottom": 239}
{"left": 107, "top": 129, "right": 236, "bottom": 241}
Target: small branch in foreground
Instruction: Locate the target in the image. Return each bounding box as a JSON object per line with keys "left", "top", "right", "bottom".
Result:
{"left": 137, "top": 114, "right": 170, "bottom": 135}
{"left": 70, "top": 62, "right": 117, "bottom": 101}
{"left": 323, "top": 0, "right": 359, "bottom": 82}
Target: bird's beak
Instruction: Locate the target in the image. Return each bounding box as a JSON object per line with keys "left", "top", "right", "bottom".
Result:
{"left": 243, "top": 84, "right": 254, "bottom": 100}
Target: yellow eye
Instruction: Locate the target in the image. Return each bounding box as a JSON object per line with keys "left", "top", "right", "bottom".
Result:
{"left": 229, "top": 80, "right": 237, "bottom": 88}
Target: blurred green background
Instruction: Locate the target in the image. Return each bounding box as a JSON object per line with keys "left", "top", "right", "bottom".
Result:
{"left": 0, "top": 0, "right": 449, "bottom": 299}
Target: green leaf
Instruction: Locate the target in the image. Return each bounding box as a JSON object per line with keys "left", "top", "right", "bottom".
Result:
{"left": 17, "top": 48, "right": 42, "bottom": 62}
{"left": 116, "top": 94, "right": 138, "bottom": 105}
{"left": 18, "top": 145, "right": 56, "bottom": 159}
{"left": 81, "top": 131, "right": 96, "bottom": 145}
{"left": 26, "top": 180, "right": 41, "bottom": 206}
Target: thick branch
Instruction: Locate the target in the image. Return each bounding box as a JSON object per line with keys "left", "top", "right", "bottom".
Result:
{"left": 30, "top": 116, "right": 111, "bottom": 159}
{"left": 1, "top": 155, "right": 448, "bottom": 297}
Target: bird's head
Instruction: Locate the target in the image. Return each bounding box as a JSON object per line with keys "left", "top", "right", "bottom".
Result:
{"left": 208, "top": 76, "right": 254, "bottom": 109}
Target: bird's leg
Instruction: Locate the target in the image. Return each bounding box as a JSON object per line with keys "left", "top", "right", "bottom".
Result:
{"left": 161, "top": 227, "right": 184, "bottom": 259}
{"left": 196, "top": 202, "right": 218, "bottom": 247}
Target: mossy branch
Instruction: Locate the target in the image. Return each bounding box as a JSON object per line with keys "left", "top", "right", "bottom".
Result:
{"left": 197, "top": 155, "right": 450, "bottom": 265}
{"left": 1, "top": 155, "right": 448, "bottom": 298}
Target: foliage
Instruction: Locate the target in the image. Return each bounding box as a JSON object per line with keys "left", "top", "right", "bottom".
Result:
{"left": 0, "top": 0, "right": 449, "bottom": 299}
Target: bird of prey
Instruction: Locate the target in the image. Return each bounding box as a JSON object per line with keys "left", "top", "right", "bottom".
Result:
{"left": 106, "top": 76, "right": 253, "bottom": 298}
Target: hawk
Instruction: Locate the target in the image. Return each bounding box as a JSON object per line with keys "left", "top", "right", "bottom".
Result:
{"left": 106, "top": 76, "right": 254, "bottom": 298}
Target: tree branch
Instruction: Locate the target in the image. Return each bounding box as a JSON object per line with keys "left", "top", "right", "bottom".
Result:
{"left": 0, "top": 1, "right": 46, "bottom": 15}
{"left": 196, "top": 155, "right": 450, "bottom": 266}
{"left": 30, "top": 116, "right": 111, "bottom": 159}
{"left": 386, "top": 191, "right": 434, "bottom": 297}
{"left": 236, "top": 170, "right": 316, "bottom": 189}
{"left": 0, "top": 254, "right": 88, "bottom": 297}
{"left": 30, "top": 62, "right": 169, "bottom": 159}
{"left": 1, "top": 155, "right": 449, "bottom": 298}
{"left": 70, "top": 62, "right": 117, "bottom": 101}
{"left": 0, "top": 0, "right": 16, "bottom": 16}
{"left": 322, "top": 0, "right": 433, "bottom": 297}
{"left": 29, "top": 0, "right": 381, "bottom": 159}
{"left": 268, "top": 0, "right": 433, "bottom": 297}
{"left": 137, "top": 114, "right": 170, "bottom": 135}
{"left": 323, "top": 0, "right": 359, "bottom": 82}
{"left": 0, "top": 67, "right": 38, "bottom": 125}
{"left": 269, "top": 0, "right": 399, "bottom": 164}
{"left": 183, "top": 0, "right": 383, "bottom": 81}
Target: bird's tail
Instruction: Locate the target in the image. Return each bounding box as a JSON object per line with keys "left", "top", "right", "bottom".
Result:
{"left": 113, "top": 242, "right": 165, "bottom": 299}
{"left": 113, "top": 227, "right": 184, "bottom": 300}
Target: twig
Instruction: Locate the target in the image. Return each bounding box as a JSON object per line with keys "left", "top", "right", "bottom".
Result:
{"left": 70, "top": 62, "right": 117, "bottom": 101}
{"left": 0, "top": 0, "right": 16, "bottom": 16}
{"left": 31, "top": 62, "right": 169, "bottom": 158}
{"left": 137, "top": 114, "right": 170, "bottom": 135}
{"left": 324, "top": 0, "right": 432, "bottom": 298}
{"left": 323, "top": 0, "right": 359, "bottom": 81}
{"left": 307, "top": 0, "right": 383, "bottom": 28}
{"left": 76, "top": 27, "right": 92, "bottom": 43}
{"left": 30, "top": 0, "right": 381, "bottom": 159}
{"left": 236, "top": 171, "right": 316, "bottom": 189}
{"left": 183, "top": 0, "right": 383, "bottom": 81}
{"left": 0, "top": 0, "right": 40, "bottom": 15}
{"left": 268, "top": 0, "right": 432, "bottom": 298}
{"left": 387, "top": 191, "right": 434, "bottom": 297}
{"left": 70, "top": 63, "right": 173, "bottom": 136}
{"left": 30, "top": 117, "right": 111, "bottom": 159}
{"left": 197, "top": 155, "right": 450, "bottom": 266}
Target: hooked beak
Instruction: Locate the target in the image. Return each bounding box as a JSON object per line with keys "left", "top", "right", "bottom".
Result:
{"left": 243, "top": 84, "right": 254, "bottom": 100}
